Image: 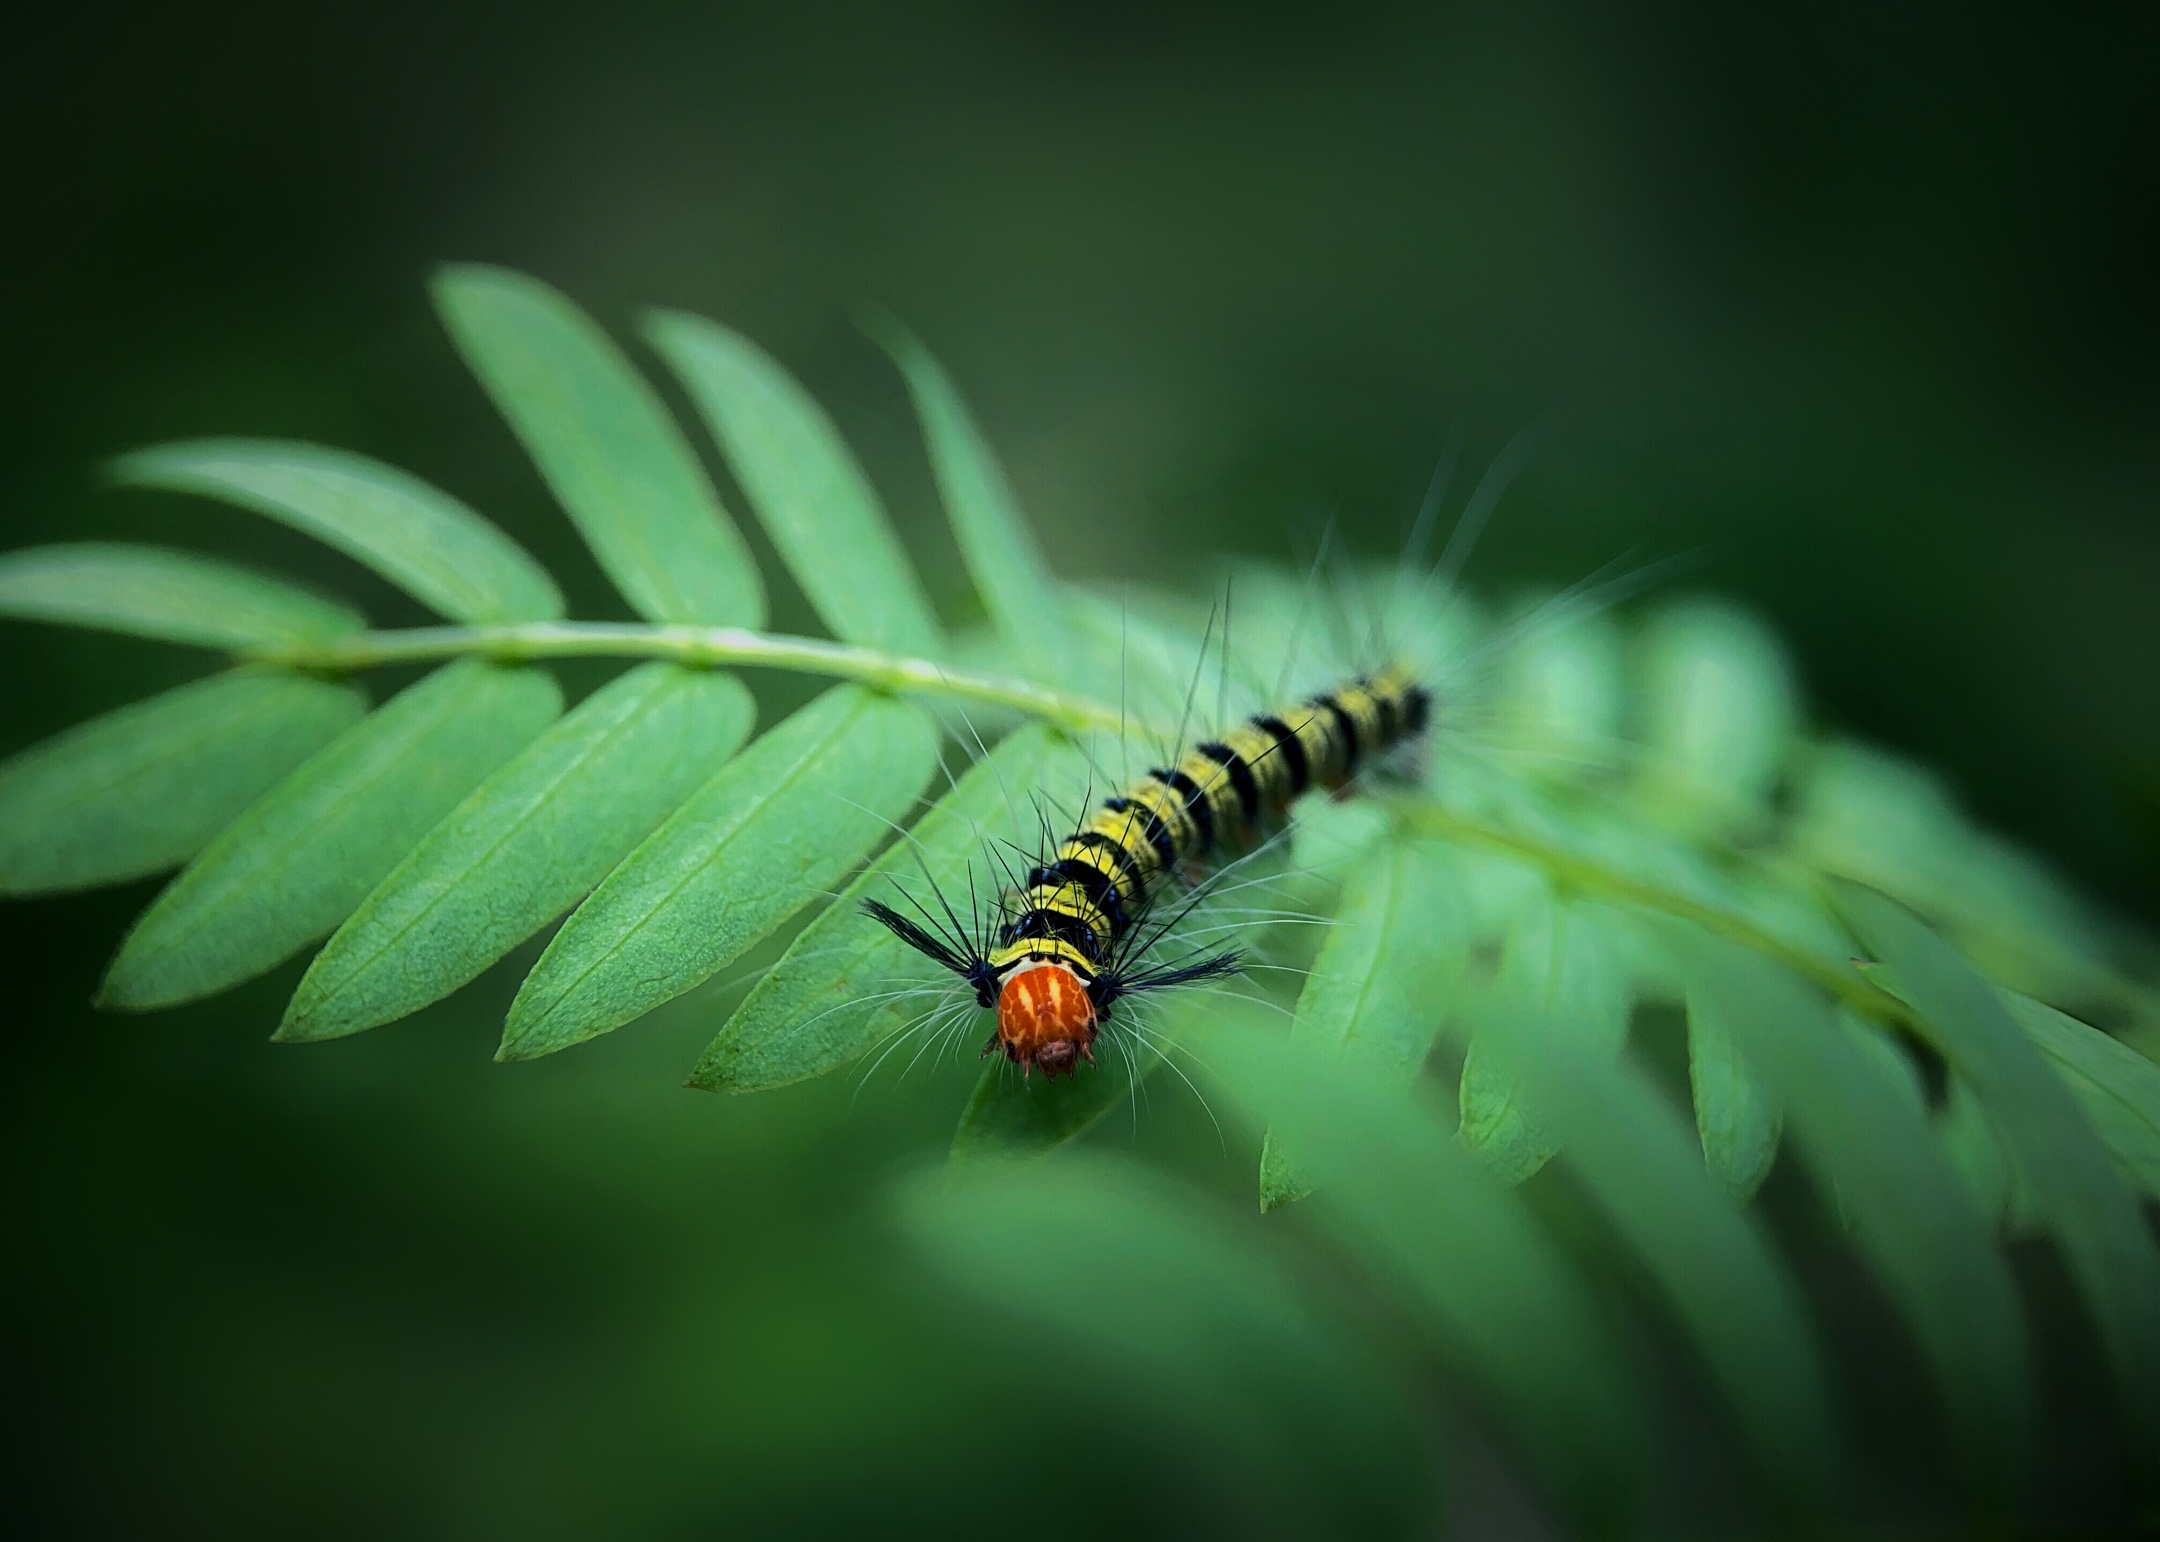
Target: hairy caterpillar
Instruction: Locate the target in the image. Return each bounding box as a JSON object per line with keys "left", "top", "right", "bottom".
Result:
{"left": 866, "top": 662, "right": 1431, "bottom": 1077}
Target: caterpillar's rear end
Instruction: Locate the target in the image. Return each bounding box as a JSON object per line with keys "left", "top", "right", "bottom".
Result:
{"left": 868, "top": 662, "right": 1430, "bottom": 1079}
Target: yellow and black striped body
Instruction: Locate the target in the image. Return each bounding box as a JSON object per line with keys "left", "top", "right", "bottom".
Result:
{"left": 986, "top": 663, "right": 1429, "bottom": 978}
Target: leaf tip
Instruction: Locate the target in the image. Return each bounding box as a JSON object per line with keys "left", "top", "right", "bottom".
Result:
{"left": 684, "top": 1039, "right": 751, "bottom": 1093}
{"left": 429, "top": 258, "right": 506, "bottom": 296}
{"left": 92, "top": 968, "right": 152, "bottom": 1014}
{"left": 271, "top": 984, "right": 378, "bottom": 1043}
{"left": 636, "top": 306, "right": 702, "bottom": 354}
{"left": 269, "top": 1002, "right": 318, "bottom": 1044}
{"left": 496, "top": 989, "right": 563, "bottom": 1063}
{"left": 93, "top": 934, "right": 163, "bottom": 1011}
{"left": 429, "top": 261, "right": 551, "bottom": 336}
{"left": 494, "top": 1007, "right": 606, "bottom": 1065}
{"left": 100, "top": 444, "right": 170, "bottom": 490}
{"left": 1258, "top": 1134, "right": 1314, "bottom": 1212}
{"left": 851, "top": 303, "right": 918, "bottom": 364}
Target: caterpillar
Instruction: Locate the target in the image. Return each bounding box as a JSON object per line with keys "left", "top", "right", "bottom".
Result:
{"left": 865, "top": 660, "right": 1432, "bottom": 1078}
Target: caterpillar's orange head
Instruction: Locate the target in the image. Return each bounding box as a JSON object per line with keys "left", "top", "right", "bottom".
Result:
{"left": 993, "top": 960, "right": 1098, "bottom": 1079}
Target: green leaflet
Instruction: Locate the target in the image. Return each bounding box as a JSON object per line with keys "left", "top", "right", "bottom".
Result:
{"left": 693, "top": 723, "right": 1070, "bottom": 1094}
{"left": 1937, "top": 1073, "right": 2038, "bottom": 1233}
{"left": 0, "top": 670, "right": 366, "bottom": 895}
{"left": 2000, "top": 990, "right": 2160, "bottom": 1203}
{"left": 895, "top": 1155, "right": 1423, "bottom": 1526}
{"left": 508, "top": 685, "right": 936, "bottom": 1060}
{"left": 950, "top": 977, "right": 1207, "bottom": 1164}
{"left": 1492, "top": 601, "right": 1623, "bottom": 763}
{"left": 645, "top": 312, "right": 944, "bottom": 658}
{"left": 1286, "top": 793, "right": 1395, "bottom": 889}
{"left": 1796, "top": 743, "right": 2111, "bottom": 1004}
{"left": 280, "top": 664, "right": 755, "bottom": 1043}
{"left": 1480, "top": 1019, "right": 1841, "bottom": 1510}
{"left": 1056, "top": 582, "right": 1234, "bottom": 733}
{"left": 1459, "top": 898, "right": 1630, "bottom": 1183}
{"left": 1289, "top": 836, "right": 1468, "bottom": 1077}
{"left": 872, "top": 320, "right": 1068, "bottom": 681}
{"left": 433, "top": 265, "right": 762, "bottom": 628}
{"left": 1192, "top": 1013, "right": 1645, "bottom": 1530}
{"left": 1685, "top": 991, "right": 1782, "bottom": 1201}
{"left": 1632, "top": 599, "right": 1797, "bottom": 837}
{"left": 950, "top": 1044, "right": 1155, "bottom": 1162}
{"left": 109, "top": 439, "right": 562, "bottom": 624}
{"left": 0, "top": 542, "right": 363, "bottom": 651}
{"left": 100, "top": 661, "right": 560, "bottom": 1011}
{"left": 1840, "top": 1004, "right": 1931, "bottom": 1111}
{"left": 1672, "top": 928, "right": 2029, "bottom": 1500}
{"left": 1459, "top": 1055, "right": 1561, "bottom": 1188}
{"left": 1260, "top": 836, "right": 1468, "bottom": 1209}
{"left": 1843, "top": 889, "right": 2160, "bottom": 1459}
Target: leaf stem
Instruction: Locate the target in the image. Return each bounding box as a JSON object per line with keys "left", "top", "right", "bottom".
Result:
{"left": 1395, "top": 799, "right": 1924, "bottom": 1034}
{"left": 247, "top": 622, "right": 1130, "bottom": 737}
{"left": 246, "top": 623, "right": 1930, "bottom": 1035}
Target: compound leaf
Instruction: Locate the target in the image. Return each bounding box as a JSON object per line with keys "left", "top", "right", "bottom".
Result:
{"left": 280, "top": 663, "right": 754, "bottom": 1042}
{"left": 950, "top": 1043, "right": 1158, "bottom": 1162}
{"left": 951, "top": 979, "right": 1222, "bottom": 1165}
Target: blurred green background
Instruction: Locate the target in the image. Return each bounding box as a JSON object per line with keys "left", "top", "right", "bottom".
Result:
{"left": 4, "top": 2, "right": 2155, "bottom": 1534}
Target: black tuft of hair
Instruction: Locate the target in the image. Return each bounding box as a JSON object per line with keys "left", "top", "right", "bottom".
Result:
{"left": 1096, "top": 949, "right": 1244, "bottom": 1010}
{"left": 862, "top": 899, "right": 997, "bottom": 1004}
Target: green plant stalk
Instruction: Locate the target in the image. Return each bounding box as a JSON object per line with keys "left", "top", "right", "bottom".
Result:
{"left": 257, "top": 621, "right": 1921, "bottom": 1035}
{"left": 1395, "top": 800, "right": 1925, "bottom": 1038}
{"left": 249, "top": 621, "right": 1130, "bottom": 737}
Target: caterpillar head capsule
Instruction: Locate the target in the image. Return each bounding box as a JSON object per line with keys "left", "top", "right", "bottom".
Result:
{"left": 993, "top": 959, "right": 1098, "bottom": 1079}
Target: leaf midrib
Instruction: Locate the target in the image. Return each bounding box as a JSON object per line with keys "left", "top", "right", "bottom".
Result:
{"left": 13, "top": 678, "right": 289, "bottom": 803}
